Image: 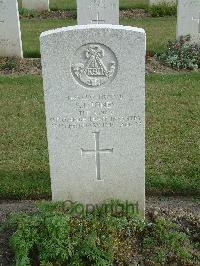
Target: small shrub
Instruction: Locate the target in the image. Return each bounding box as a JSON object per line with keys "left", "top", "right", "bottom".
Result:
{"left": 1, "top": 58, "right": 18, "bottom": 70}
{"left": 9, "top": 201, "right": 144, "bottom": 266}
{"left": 142, "top": 217, "right": 199, "bottom": 265}
{"left": 149, "top": 3, "right": 177, "bottom": 17}
{"left": 157, "top": 35, "right": 200, "bottom": 70}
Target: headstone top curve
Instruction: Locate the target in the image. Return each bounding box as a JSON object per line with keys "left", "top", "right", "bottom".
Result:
{"left": 40, "top": 25, "right": 145, "bottom": 39}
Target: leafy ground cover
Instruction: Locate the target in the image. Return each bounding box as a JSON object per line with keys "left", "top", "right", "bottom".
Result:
{"left": 4, "top": 201, "right": 199, "bottom": 265}
{"left": 20, "top": 16, "right": 176, "bottom": 57}
{"left": 0, "top": 73, "right": 199, "bottom": 200}
{"left": 1, "top": 197, "right": 199, "bottom": 265}
{"left": 157, "top": 35, "right": 200, "bottom": 70}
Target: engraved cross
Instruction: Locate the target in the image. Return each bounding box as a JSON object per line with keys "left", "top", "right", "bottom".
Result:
{"left": 91, "top": 12, "right": 105, "bottom": 24}
{"left": 192, "top": 12, "right": 200, "bottom": 33}
{"left": 81, "top": 132, "right": 113, "bottom": 180}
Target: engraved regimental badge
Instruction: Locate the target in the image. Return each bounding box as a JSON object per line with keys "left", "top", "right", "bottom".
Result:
{"left": 71, "top": 43, "right": 118, "bottom": 89}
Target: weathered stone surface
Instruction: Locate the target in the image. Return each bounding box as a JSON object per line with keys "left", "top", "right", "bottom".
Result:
{"left": 22, "top": 0, "right": 49, "bottom": 11}
{"left": 177, "top": 0, "right": 200, "bottom": 43}
{"left": 77, "top": 0, "right": 119, "bottom": 25}
{"left": 0, "top": 0, "right": 23, "bottom": 57}
{"left": 40, "top": 25, "right": 145, "bottom": 215}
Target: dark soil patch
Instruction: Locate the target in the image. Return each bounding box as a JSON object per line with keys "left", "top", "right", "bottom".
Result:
{"left": 147, "top": 196, "right": 200, "bottom": 245}
{"left": 0, "top": 58, "right": 41, "bottom": 75}
{"left": 0, "top": 197, "right": 199, "bottom": 266}
{"left": 146, "top": 57, "right": 180, "bottom": 74}
{"left": 0, "top": 227, "right": 15, "bottom": 266}
{"left": 0, "top": 57, "right": 189, "bottom": 76}
{"left": 20, "top": 10, "right": 77, "bottom": 20}
{"left": 19, "top": 9, "right": 150, "bottom": 20}
{"left": 120, "top": 8, "right": 150, "bottom": 19}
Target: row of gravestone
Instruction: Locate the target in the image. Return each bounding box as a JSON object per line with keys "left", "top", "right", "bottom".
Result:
{"left": 21, "top": 0, "right": 177, "bottom": 11}
{"left": 0, "top": 0, "right": 200, "bottom": 58}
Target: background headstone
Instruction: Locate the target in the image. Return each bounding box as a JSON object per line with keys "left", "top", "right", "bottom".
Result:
{"left": 77, "top": 0, "right": 119, "bottom": 25}
{"left": 177, "top": 0, "right": 200, "bottom": 43}
{"left": 149, "top": 0, "right": 176, "bottom": 5}
{"left": 22, "top": 0, "right": 49, "bottom": 11}
{"left": 40, "top": 25, "right": 145, "bottom": 215}
{"left": 0, "top": 0, "right": 23, "bottom": 57}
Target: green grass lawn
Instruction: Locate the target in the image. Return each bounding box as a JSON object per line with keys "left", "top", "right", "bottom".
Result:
{"left": 122, "top": 17, "right": 176, "bottom": 54}
{"left": 20, "top": 16, "right": 176, "bottom": 57}
{"left": 146, "top": 74, "right": 200, "bottom": 195}
{"left": 0, "top": 74, "right": 199, "bottom": 200}
{"left": 0, "top": 76, "right": 50, "bottom": 199}
{"left": 20, "top": 19, "right": 76, "bottom": 58}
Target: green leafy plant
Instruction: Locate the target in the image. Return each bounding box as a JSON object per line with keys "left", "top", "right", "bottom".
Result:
{"left": 142, "top": 217, "right": 199, "bottom": 265}
{"left": 1, "top": 58, "right": 18, "bottom": 70}
{"left": 9, "top": 201, "right": 144, "bottom": 266}
{"left": 8, "top": 201, "right": 200, "bottom": 265}
{"left": 157, "top": 35, "right": 200, "bottom": 70}
{"left": 149, "top": 3, "right": 177, "bottom": 17}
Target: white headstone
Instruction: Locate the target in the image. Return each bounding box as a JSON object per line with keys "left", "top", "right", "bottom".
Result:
{"left": 149, "top": 0, "right": 176, "bottom": 5}
{"left": 22, "top": 0, "right": 49, "bottom": 11}
{"left": 177, "top": 0, "right": 200, "bottom": 43}
{"left": 0, "top": 0, "right": 23, "bottom": 57}
{"left": 77, "top": 0, "right": 119, "bottom": 25}
{"left": 40, "top": 25, "right": 145, "bottom": 215}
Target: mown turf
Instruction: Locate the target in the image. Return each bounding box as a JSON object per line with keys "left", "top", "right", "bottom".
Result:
{"left": 20, "top": 19, "right": 76, "bottom": 58}
{"left": 20, "top": 16, "right": 176, "bottom": 57}
{"left": 122, "top": 16, "right": 176, "bottom": 54}
{"left": 0, "top": 74, "right": 199, "bottom": 199}
{"left": 0, "top": 76, "right": 50, "bottom": 199}
{"left": 146, "top": 73, "right": 200, "bottom": 195}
